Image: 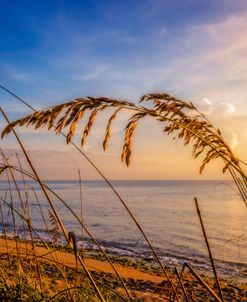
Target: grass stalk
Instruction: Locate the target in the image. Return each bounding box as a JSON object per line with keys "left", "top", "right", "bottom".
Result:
{"left": 78, "top": 169, "right": 85, "bottom": 259}
{"left": 184, "top": 263, "right": 223, "bottom": 302}
{"left": 194, "top": 197, "right": 224, "bottom": 302}
{"left": 1, "top": 163, "right": 134, "bottom": 301}
{"left": 229, "top": 167, "right": 247, "bottom": 206}
{"left": 0, "top": 196, "right": 10, "bottom": 267}
{"left": 173, "top": 266, "right": 189, "bottom": 302}
{"left": 0, "top": 85, "right": 175, "bottom": 297}
{"left": 0, "top": 108, "right": 106, "bottom": 302}
{"left": 1, "top": 85, "right": 246, "bottom": 301}
{"left": 0, "top": 196, "right": 122, "bottom": 301}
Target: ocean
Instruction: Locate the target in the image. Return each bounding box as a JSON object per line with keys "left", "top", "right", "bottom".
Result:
{"left": 0, "top": 180, "right": 246, "bottom": 280}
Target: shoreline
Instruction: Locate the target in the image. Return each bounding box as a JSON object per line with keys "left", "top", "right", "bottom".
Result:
{"left": 1, "top": 233, "right": 246, "bottom": 282}
{"left": 0, "top": 237, "right": 170, "bottom": 284}
{"left": 0, "top": 237, "right": 246, "bottom": 301}
{"left": 1, "top": 236, "right": 246, "bottom": 282}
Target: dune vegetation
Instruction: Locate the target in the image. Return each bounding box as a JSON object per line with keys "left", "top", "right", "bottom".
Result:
{"left": 0, "top": 91, "right": 246, "bottom": 301}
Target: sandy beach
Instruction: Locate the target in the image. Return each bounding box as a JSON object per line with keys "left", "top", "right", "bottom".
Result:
{"left": 0, "top": 238, "right": 165, "bottom": 283}
{"left": 0, "top": 237, "right": 246, "bottom": 301}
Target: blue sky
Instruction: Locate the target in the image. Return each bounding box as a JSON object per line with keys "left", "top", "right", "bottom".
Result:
{"left": 0, "top": 0, "right": 247, "bottom": 179}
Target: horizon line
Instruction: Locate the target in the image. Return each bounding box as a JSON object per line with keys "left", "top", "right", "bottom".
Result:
{"left": 0, "top": 178, "right": 233, "bottom": 182}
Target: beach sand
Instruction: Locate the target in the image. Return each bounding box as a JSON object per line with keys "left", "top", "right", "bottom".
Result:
{"left": 0, "top": 237, "right": 246, "bottom": 301}
{"left": 0, "top": 238, "right": 164, "bottom": 283}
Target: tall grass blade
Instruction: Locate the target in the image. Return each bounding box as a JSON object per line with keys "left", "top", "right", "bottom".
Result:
{"left": 194, "top": 197, "right": 224, "bottom": 302}
{"left": 0, "top": 108, "right": 106, "bottom": 302}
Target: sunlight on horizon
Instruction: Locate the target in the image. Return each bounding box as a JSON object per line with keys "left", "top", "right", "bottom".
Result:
{"left": 0, "top": 0, "right": 246, "bottom": 180}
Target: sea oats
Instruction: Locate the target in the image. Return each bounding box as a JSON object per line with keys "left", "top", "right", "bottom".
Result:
{"left": 1, "top": 92, "right": 245, "bottom": 181}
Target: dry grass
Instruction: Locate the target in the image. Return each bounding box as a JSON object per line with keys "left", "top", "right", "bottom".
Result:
{"left": 2, "top": 93, "right": 245, "bottom": 177}
{"left": 2, "top": 92, "right": 246, "bottom": 206}
{"left": 0, "top": 90, "right": 246, "bottom": 301}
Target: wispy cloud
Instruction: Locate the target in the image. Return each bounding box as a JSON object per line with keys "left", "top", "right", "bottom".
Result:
{"left": 1, "top": 2, "right": 246, "bottom": 179}
{"left": 0, "top": 62, "right": 33, "bottom": 82}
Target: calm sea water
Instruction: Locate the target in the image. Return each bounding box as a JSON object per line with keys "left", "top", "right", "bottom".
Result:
{"left": 0, "top": 180, "right": 246, "bottom": 280}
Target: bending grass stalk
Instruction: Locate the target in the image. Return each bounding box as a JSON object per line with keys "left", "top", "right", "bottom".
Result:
{"left": 3, "top": 164, "right": 20, "bottom": 265}
{"left": 2, "top": 93, "right": 246, "bottom": 182}
{"left": 34, "top": 190, "right": 81, "bottom": 298}
{"left": 32, "top": 186, "right": 70, "bottom": 287}
{"left": 0, "top": 195, "right": 10, "bottom": 266}
{"left": 228, "top": 167, "right": 247, "bottom": 207}
{"left": 194, "top": 198, "right": 224, "bottom": 302}
{"left": 0, "top": 108, "right": 106, "bottom": 302}
{"left": 0, "top": 199, "right": 62, "bottom": 298}
{"left": 0, "top": 195, "right": 77, "bottom": 290}
{"left": 186, "top": 104, "right": 247, "bottom": 182}
{"left": 0, "top": 84, "right": 34, "bottom": 111}
{"left": 2, "top": 178, "right": 23, "bottom": 298}
{"left": 0, "top": 197, "right": 129, "bottom": 302}
{"left": 0, "top": 156, "right": 133, "bottom": 299}
{"left": 0, "top": 158, "right": 39, "bottom": 284}
{"left": 5, "top": 90, "right": 245, "bottom": 300}
{"left": 15, "top": 157, "right": 44, "bottom": 296}
{"left": 15, "top": 154, "right": 33, "bottom": 256}
{"left": 1, "top": 151, "right": 32, "bottom": 269}
{"left": 0, "top": 85, "right": 176, "bottom": 296}
{"left": 0, "top": 164, "right": 134, "bottom": 302}
{"left": 1, "top": 84, "right": 246, "bottom": 193}
{"left": 62, "top": 131, "right": 177, "bottom": 296}
{"left": 135, "top": 104, "right": 246, "bottom": 182}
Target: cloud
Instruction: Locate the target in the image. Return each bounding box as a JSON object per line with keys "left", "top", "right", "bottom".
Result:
{"left": 73, "top": 65, "right": 110, "bottom": 81}
{"left": 1, "top": 5, "right": 247, "bottom": 180}
{"left": 230, "top": 133, "right": 239, "bottom": 150}
{"left": 194, "top": 98, "right": 237, "bottom": 118}
{"left": 223, "top": 102, "right": 236, "bottom": 116}
{"left": 3, "top": 8, "right": 247, "bottom": 112}
{"left": 0, "top": 62, "right": 33, "bottom": 82}
{"left": 191, "top": 97, "right": 245, "bottom": 156}
{"left": 177, "top": 13, "right": 247, "bottom": 104}
{"left": 198, "top": 97, "right": 213, "bottom": 114}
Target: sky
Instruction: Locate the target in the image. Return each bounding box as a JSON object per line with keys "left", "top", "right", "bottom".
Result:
{"left": 0, "top": 0, "right": 246, "bottom": 180}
